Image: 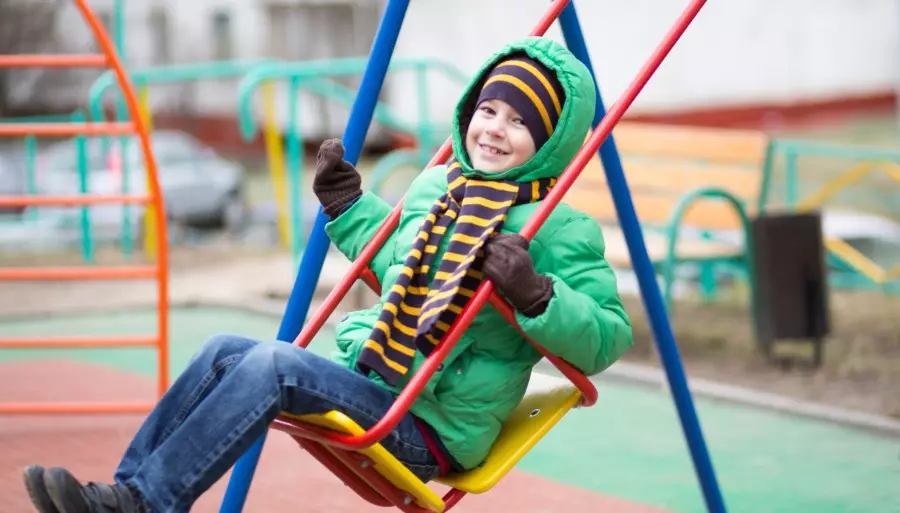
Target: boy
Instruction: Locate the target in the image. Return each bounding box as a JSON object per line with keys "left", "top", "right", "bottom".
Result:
{"left": 22, "top": 36, "right": 632, "bottom": 513}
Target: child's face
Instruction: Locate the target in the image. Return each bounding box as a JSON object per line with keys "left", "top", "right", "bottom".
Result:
{"left": 465, "top": 99, "right": 536, "bottom": 173}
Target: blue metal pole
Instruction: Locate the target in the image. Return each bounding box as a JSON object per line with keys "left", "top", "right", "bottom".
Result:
{"left": 558, "top": 3, "right": 728, "bottom": 513}
{"left": 218, "top": 1, "right": 411, "bottom": 511}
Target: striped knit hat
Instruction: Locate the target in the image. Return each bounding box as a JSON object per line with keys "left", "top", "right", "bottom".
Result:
{"left": 475, "top": 53, "right": 566, "bottom": 151}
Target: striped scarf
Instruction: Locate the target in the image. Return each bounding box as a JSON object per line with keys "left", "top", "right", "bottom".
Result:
{"left": 356, "top": 159, "right": 556, "bottom": 385}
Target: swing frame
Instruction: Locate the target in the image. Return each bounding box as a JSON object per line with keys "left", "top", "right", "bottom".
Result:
{"left": 220, "top": 1, "right": 727, "bottom": 512}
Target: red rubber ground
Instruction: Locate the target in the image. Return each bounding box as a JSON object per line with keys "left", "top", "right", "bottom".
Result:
{"left": 0, "top": 359, "right": 669, "bottom": 513}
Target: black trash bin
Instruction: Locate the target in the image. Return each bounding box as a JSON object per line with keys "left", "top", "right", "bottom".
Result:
{"left": 750, "top": 211, "right": 830, "bottom": 367}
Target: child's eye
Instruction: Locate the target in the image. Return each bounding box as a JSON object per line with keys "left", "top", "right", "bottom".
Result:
{"left": 512, "top": 117, "right": 525, "bottom": 126}
{"left": 479, "top": 106, "right": 495, "bottom": 115}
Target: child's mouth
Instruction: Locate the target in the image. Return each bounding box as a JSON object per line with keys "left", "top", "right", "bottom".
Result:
{"left": 479, "top": 144, "right": 508, "bottom": 156}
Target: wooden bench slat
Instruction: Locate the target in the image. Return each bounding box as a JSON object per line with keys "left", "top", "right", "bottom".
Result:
{"left": 577, "top": 156, "right": 761, "bottom": 196}
{"left": 563, "top": 189, "right": 752, "bottom": 230}
{"left": 559, "top": 123, "right": 765, "bottom": 269}
{"left": 611, "top": 122, "right": 769, "bottom": 166}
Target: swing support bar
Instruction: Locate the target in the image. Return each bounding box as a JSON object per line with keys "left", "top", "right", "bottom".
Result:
{"left": 286, "top": 0, "right": 593, "bottom": 455}
{"left": 222, "top": 1, "right": 726, "bottom": 512}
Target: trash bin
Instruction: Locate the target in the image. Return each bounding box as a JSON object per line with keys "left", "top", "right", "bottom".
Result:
{"left": 750, "top": 211, "right": 830, "bottom": 367}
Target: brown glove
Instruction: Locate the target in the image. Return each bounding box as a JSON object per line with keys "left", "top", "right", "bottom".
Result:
{"left": 481, "top": 233, "right": 553, "bottom": 317}
{"left": 314, "top": 139, "right": 362, "bottom": 218}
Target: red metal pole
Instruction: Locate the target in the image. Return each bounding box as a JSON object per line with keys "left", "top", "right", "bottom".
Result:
{"left": 486, "top": 295, "right": 598, "bottom": 406}
{"left": 292, "top": 438, "right": 393, "bottom": 507}
{"left": 0, "top": 122, "right": 134, "bottom": 137}
{"left": 294, "top": 0, "right": 572, "bottom": 350}
{"left": 285, "top": 0, "right": 574, "bottom": 451}
{"left": 0, "top": 266, "right": 157, "bottom": 281}
{"left": 0, "top": 194, "right": 151, "bottom": 208}
{"left": 348, "top": 273, "right": 599, "bottom": 406}
{"left": 0, "top": 336, "right": 159, "bottom": 349}
{"left": 291, "top": 0, "right": 708, "bottom": 450}
{"left": 71, "top": 0, "right": 173, "bottom": 401}
{"left": 0, "top": 54, "right": 108, "bottom": 67}
{"left": 520, "top": 0, "right": 709, "bottom": 240}
{"left": 0, "top": 402, "right": 156, "bottom": 415}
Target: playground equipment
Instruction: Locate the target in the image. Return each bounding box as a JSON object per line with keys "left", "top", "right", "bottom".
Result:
{"left": 569, "top": 123, "right": 768, "bottom": 308}
{"left": 88, "top": 60, "right": 278, "bottom": 257}
{"left": 237, "top": 58, "right": 470, "bottom": 264}
{"left": 0, "top": 0, "right": 169, "bottom": 414}
{"left": 221, "top": 1, "right": 726, "bottom": 513}
{"left": 0, "top": 112, "right": 83, "bottom": 222}
{"left": 0, "top": 110, "right": 129, "bottom": 262}
{"left": 563, "top": 130, "right": 900, "bottom": 304}
{"left": 761, "top": 139, "right": 900, "bottom": 293}
{"left": 0, "top": 0, "right": 140, "bottom": 263}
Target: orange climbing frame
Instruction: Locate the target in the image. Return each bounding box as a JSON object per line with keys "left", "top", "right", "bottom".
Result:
{"left": 0, "top": 0, "right": 169, "bottom": 415}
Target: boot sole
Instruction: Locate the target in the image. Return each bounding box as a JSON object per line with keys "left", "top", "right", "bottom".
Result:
{"left": 22, "top": 465, "right": 60, "bottom": 513}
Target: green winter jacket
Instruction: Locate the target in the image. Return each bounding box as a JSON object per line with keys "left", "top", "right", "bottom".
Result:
{"left": 325, "top": 36, "right": 633, "bottom": 470}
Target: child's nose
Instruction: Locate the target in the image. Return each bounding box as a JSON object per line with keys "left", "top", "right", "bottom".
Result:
{"left": 484, "top": 119, "right": 505, "bottom": 137}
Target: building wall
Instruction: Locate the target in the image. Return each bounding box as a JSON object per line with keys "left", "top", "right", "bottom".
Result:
{"left": 53, "top": 0, "right": 386, "bottom": 146}
{"left": 34, "top": 0, "right": 900, "bottom": 147}
{"left": 387, "top": 0, "right": 900, "bottom": 130}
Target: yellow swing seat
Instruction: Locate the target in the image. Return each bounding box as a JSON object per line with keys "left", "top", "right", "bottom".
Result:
{"left": 283, "top": 372, "right": 583, "bottom": 512}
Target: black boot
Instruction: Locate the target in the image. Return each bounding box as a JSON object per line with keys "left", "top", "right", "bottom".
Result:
{"left": 22, "top": 465, "right": 59, "bottom": 513}
{"left": 42, "top": 467, "right": 146, "bottom": 513}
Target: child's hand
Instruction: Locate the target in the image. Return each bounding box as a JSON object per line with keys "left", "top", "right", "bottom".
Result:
{"left": 314, "top": 139, "right": 362, "bottom": 218}
{"left": 481, "top": 233, "right": 553, "bottom": 317}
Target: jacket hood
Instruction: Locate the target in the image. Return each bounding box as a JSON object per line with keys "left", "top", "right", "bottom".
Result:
{"left": 451, "top": 36, "right": 597, "bottom": 182}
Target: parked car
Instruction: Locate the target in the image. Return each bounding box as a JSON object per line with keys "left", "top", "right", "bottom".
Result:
{"left": 714, "top": 208, "right": 900, "bottom": 285}
{"left": 34, "top": 130, "right": 248, "bottom": 231}
{"left": 819, "top": 209, "right": 900, "bottom": 270}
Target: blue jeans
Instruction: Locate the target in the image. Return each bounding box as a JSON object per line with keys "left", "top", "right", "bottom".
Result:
{"left": 113, "top": 334, "right": 440, "bottom": 513}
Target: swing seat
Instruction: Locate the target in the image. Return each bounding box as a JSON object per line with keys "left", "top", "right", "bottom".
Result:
{"left": 284, "top": 410, "right": 448, "bottom": 512}
{"left": 277, "top": 373, "right": 582, "bottom": 512}
{"left": 435, "top": 373, "right": 582, "bottom": 493}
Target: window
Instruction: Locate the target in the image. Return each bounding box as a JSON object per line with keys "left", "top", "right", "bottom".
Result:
{"left": 264, "top": 2, "right": 384, "bottom": 135}
{"left": 265, "top": 3, "right": 376, "bottom": 61}
{"left": 149, "top": 7, "right": 170, "bottom": 65}
{"left": 211, "top": 10, "right": 233, "bottom": 61}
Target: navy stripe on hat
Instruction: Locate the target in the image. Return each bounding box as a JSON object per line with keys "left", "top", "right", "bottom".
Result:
{"left": 475, "top": 54, "right": 565, "bottom": 150}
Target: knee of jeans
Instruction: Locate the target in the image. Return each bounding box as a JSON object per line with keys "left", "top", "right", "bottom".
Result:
{"left": 243, "top": 340, "right": 284, "bottom": 366}
{"left": 245, "top": 340, "right": 308, "bottom": 375}
{"left": 197, "top": 333, "right": 258, "bottom": 362}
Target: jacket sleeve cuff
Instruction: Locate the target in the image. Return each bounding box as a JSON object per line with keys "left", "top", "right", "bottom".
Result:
{"left": 513, "top": 273, "right": 562, "bottom": 333}
{"left": 327, "top": 192, "right": 363, "bottom": 220}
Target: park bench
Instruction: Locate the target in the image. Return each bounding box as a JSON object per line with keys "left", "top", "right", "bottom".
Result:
{"left": 564, "top": 122, "right": 772, "bottom": 307}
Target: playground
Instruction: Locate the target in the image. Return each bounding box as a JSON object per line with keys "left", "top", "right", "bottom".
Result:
{"left": 1, "top": 302, "right": 897, "bottom": 512}
{"left": 2, "top": 0, "right": 900, "bottom": 512}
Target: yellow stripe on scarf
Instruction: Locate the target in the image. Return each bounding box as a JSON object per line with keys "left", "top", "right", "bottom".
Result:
{"left": 362, "top": 340, "right": 410, "bottom": 373}
{"left": 461, "top": 196, "right": 515, "bottom": 210}
{"left": 456, "top": 213, "right": 507, "bottom": 228}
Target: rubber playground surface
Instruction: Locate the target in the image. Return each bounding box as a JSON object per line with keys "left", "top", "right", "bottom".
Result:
{"left": 1, "top": 305, "right": 897, "bottom": 513}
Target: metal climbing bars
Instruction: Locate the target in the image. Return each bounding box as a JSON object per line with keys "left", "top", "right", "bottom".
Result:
{"left": 0, "top": 0, "right": 169, "bottom": 415}
{"left": 221, "top": 0, "right": 726, "bottom": 512}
